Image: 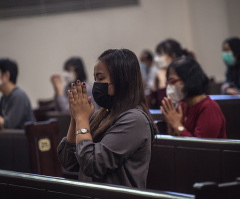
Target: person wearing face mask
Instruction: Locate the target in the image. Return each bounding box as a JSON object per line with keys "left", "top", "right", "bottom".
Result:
{"left": 51, "top": 57, "right": 97, "bottom": 112}
{"left": 221, "top": 37, "right": 240, "bottom": 95}
{"left": 139, "top": 50, "right": 158, "bottom": 96}
{"left": 0, "top": 58, "right": 34, "bottom": 129}
{"left": 161, "top": 57, "right": 226, "bottom": 138}
{"left": 57, "top": 49, "right": 157, "bottom": 188}
{"left": 148, "top": 39, "right": 194, "bottom": 109}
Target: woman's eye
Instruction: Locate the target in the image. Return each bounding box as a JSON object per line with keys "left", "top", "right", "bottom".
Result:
{"left": 95, "top": 78, "right": 104, "bottom": 82}
{"left": 98, "top": 77, "right": 104, "bottom": 81}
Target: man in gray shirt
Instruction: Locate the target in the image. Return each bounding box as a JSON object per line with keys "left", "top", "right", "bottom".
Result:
{"left": 0, "top": 58, "right": 34, "bottom": 129}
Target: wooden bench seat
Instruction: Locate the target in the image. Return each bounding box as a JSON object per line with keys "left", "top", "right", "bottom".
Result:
{"left": 147, "top": 135, "right": 240, "bottom": 194}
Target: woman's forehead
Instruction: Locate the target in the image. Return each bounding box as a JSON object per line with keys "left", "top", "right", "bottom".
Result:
{"left": 168, "top": 68, "right": 179, "bottom": 78}
{"left": 94, "top": 61, "right": 108, "bottom": 74}
{"left": 223, "top": 42, "right": 231, "bottom": 51}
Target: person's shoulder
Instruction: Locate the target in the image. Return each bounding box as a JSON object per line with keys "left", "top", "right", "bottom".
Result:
{"left": 11, "top": 87, "right": 30, "bottom": 100}
{"left": 201, "top": 96, "right": 222, "bottom": 112}
{"left": 203, "top": 96, "right": 218, "bottom": 106}
{"left": 117, "top": 108, "right": 149, "bottom": 123}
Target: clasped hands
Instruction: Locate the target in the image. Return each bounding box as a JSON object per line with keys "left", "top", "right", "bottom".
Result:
{"left": 68, "top": 80, "right": 95, "bottom": 123}
{"left": 51, "top": 74, "right": 64, "bottom": 96}
{"left": 160, "top": 97, "right": 183, "bottom": 136}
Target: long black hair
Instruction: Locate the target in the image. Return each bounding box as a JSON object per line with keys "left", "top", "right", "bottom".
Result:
{"left": 90, "top": 49, "right": 156, "bottom": 139}
{"left": 63, "top": 57, "right": 87, "bottom": 82}
{"left": 167, "top": 56, "right": 209, "bottom": 98}
{"left": 224, "top": 37, "right": 240, "bottom": 64}
{"left": 0, "top": 58, "right": 18, "bottom": 84}
{"left": 156, "top": 39, "right": 195, "bottom": 59}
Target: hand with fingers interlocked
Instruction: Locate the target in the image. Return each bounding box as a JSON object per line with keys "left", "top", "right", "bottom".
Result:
{"left": 68, "top": 80, "right": 95, "bottom": 122}
{"left": 160, "top": 97, "right": 183, "bottom": 135}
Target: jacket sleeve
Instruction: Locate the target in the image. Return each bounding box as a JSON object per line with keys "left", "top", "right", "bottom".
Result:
{"left": 75, "top": 110, "right": 151, "bottom": 179}
{"left": 57, "top": 137, "right": 80, "bottom": 172}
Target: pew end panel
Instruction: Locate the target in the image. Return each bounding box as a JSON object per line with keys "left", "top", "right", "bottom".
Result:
{"left": 25, "top": 119, "right": 62, "bottom": 177}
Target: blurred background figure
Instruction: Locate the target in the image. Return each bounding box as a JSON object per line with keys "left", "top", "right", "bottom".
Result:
{"left": 161, "top": 57, "right": 226, "bottom": 138}
{"left": 0, "top": 58, "right": 34, "bottom": 129}
{"left": 139, "top": 50, "right": 158, "bottom": 97}
{"left": 221, "top": 37, "right": 240, "bottom": 95}
{"left": 148, "top": 39, "right": 194, "bottom": 109}
{"left": 51, "top": 57, "right": 97, "bottom": 112}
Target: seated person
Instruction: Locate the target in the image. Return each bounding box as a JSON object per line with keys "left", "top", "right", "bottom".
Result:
{"left": 0, "top": 58, "right": 34, "bottom": 129}
{"left": 149, "top": 39, "right": 194, "bottom": 109}
{"left": 139, "top": 50, "right": 158, "bottom": 96}
{"left": 51, "top": 57, "right": 97, "bottom": 112}
{"left": 221, "top": 37, "right": 240, "bottom": 95}
{"left": 57, "top": 49, "right": 156, "bottom": 188}
{"left": 161, "top": 56, "right": 226, "bottom": 138}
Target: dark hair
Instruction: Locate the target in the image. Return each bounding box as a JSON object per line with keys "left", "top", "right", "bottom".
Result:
{"left": 224, "top": 37, "right": 240, "bottom": 64}
{"left": 0, "top": 58, "right": 18, "bottom": 84}
{"left": 167, "top": 56, "right": 209, "bottom": 97}
{"left": 142, "top": 50, "right": 153, "bottom": 62}
{"left": 156, "top": 39, "right": 194, "bottom": 59}
{"left": 63, "top": 57, "right": 87, "bottom": 82}
{"left": 90, "top": 49, "right": 156, "bottom": 139}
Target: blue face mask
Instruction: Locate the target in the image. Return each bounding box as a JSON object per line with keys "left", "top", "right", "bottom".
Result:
{"left": 140, "top": 62, "right": 147, "bottom": 70}
{"left": 222, "top": 52, "right": 235, "bottom": 66}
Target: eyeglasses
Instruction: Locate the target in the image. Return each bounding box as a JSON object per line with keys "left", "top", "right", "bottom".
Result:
{"left": 166, "top": 78, "right": 181, "bottom": 85}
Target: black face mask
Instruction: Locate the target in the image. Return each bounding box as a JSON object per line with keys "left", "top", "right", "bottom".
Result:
{"left": 92, "top": 82, "right": 114, "bottom": 109}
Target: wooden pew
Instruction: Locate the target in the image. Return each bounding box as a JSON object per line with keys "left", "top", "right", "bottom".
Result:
{"left": 45, "top": 111, "right": 71, "bottom": 142}
{"left": 193, "top": 178, "right": 240, "bottom": 199}
{"left": 33, "top": 106, "right": 56, "bottom": 122}
{"left": 211, "top": 95, "right": 240, "bottom": 139}
{"left": 0, "top": 129, "right": 31, "bottom": 173}
{"left": 0, "top": 120, "right": 63, "bottom": 178}
{"left": 147, "top": 135, "right": 240, "bottom": 194}
{"left": 35, "top": 95, "right": 240, "bottom": 138}
{"left": 0, "top": 169, "right": 195, "bottom": 199}
{"left": 25, "top": 119, "right": 62, "bottom": 177}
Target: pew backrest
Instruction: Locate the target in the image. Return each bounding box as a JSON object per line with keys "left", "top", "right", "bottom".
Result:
{"left": 0, "top": 129, "right": 31, "bottom": 173}
{"left": 193, "top": 179, "right": 240, "bottom": 199}
{"left": 45, "top": 111, "right": 71, "bottom": 141}
{"left": 0, "top": 169, "right": 195, "bottom": 199}
{"left": 147, "top": 135, "right": 240, "bottom": 194}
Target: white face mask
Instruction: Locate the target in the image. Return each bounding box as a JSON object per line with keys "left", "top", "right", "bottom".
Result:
{"left": 62, "top": 71, "right": 76, "bottom": 84}
{"left": 166, "top": 84, "right": 185, "bottom": 104}
{"left": 154, "top": 55, "right": 168, "bottom": 69}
